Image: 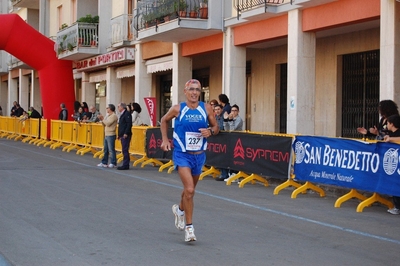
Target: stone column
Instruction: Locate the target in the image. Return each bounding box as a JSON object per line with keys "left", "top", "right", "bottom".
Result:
{"left": 222, "top": 27, "right": 246, "bottom": 124}
{"left": 6, "top": 71, "right": 20, "bottom": 115}
{"left": 8, "top": 73, "right": 18, "bottom": 116}
{"left": 172, "top": 43, "right": 192, "bottom": 104}
{"left": 81, "top": 72, "right": 97, "bottom": 108}
{"left": 380, "top": 0, "right": 400, "bottom": 102}
{"left": 81, "top": 80, "right": 96, "bottom": 108}
{"left": 0, "top": 76, "right": 7, "bottom": 114}
{"left": 19, "top": 70, "right": 29, "bottom": 110}
{"left": 135, "top": 43, "right": 152, "bottom": 125}
{"left": 287, "top": 9, "right": 316, "bottom": 135}
{"left": 31, "top": 70, "right": 42, "bottom": 111}
{"left": 106, "top": 67, "right": 122, "bottom": 110}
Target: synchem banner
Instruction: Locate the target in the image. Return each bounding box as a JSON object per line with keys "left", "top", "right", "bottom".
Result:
{"left": 293, "top": 135, "right": 400, "bottom": 197}
{"left": 145, "top": 128, "right": 292, "bottom": 179}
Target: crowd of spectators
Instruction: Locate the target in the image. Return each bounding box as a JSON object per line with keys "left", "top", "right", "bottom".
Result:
{"left": 2, "top": 101, "right": 43, "bottom": 119}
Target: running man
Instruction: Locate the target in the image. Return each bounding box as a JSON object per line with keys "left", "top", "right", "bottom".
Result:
{"left": 160, "top": 79, "right": 219, "bottom": 242}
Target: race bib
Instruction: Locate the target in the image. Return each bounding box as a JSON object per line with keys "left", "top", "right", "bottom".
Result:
{"left": 185, "top": 132, "right": 203, "bottom": 151}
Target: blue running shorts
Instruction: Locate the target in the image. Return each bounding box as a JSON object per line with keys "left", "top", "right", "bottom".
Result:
{"left": 173, "top": 151, "right": 206, "bottom": 176}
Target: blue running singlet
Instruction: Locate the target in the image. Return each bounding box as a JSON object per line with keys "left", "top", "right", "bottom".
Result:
{"left": 173, "top": 102, "right": 209, "bottom": 152}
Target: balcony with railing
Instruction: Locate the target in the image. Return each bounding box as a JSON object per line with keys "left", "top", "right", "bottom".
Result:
{"left": 226, "top": 0, "right": 336, "bottom": 27}
{"left": 55, "top": 22, "right": 100, "bottom": 61}
{"left": 110, "top": 14, "right": 135, "bottom": 47}
{"left": 11, "top": 0, "right": 39, "bottom": 9}
{"left": 135, "top": 0, "right": 223, "bottom": 43}
{"left": 7, "top": 53, "right": 32, "bottom": 70}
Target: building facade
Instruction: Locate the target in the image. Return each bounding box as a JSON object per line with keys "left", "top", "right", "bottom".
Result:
{"left": 0, "top": 0, "right": 399, "bottom": 138}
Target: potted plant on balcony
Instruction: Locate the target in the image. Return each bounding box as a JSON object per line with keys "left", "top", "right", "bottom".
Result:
{"left": 143, "top": 12, "right": 156, "bottom": 28}
{"left": 174, "top": 0, "right": 188, "bottom": 17}
{"left": 157, "top": 0, "right": 173, "bottom": 22}
{"left": 199, "top": 0, "right": 208, "bottom": 19}
{"left": 57, "top": 35, "right": 68, "bottom": 55}
{"left": 189, "top": 4, "right": 199, "bottom": 18}
{"left": 77, "top": 14, "right": 99, "bottom": 24}
{"left": 59, "top": 23, "right": 68, "bottom": 30}
{"left": 67, "top": 43, "right": 74, "bottom": 51}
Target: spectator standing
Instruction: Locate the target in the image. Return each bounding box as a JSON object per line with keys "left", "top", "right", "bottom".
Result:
{"left": 383, "top": 114, "right": 400, "bottom": 214}
{"left": 29, "top": 107, "right": 42, "bottom": 118}
{"left": 223, "top": 104, "right": 243, "bottom": 132}
{"left": 0, "top": 105, "right": 2, "bottom": 116}
{"left": 160, "top": 79, "right": 219, "bottom": 242}
{"left": 72, "top": 107, "right": 84, "bottom": 122}
{"left": 117, "top": 103, "right": 132, "bottom": 170}
{"left": 216, "top": 104, "right": 243, "bottom": 181}
{"left": 357, "top": 99, "right": 399, "bottom": 140}
{"left": 14, "top": 104, "right": 24, "bottom": 117}
{"left": 85, "top": 106, "right": 100, "bottom": 123}
{"left": 214, "top": 104, "right": 224, "bottom": 130}
{"left": 59, "top": 103, "right": 68, "bottom": 120}
{"left": 97, "top": 104, "right": 118, "bottom": 168}
{"left": 218, "top": 94, "right": 231, "bottom": 116}
{"left": 73, "top": 101, "right": 81, "bottom": 114}
{"left": 10, "top": 101, "right": 18, "bottom": 116}
{"left": 81, "top": 102, "right": 89, "bottom": 113}
{"left": 209, "top": 99, "right": 218, "bottom": 113}
{"left": 131, "top": 102, "right": 143, "bottom": 126}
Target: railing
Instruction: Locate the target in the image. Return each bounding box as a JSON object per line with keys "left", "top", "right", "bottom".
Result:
{"left": 135, "top": 0, "right": 208, "bottom": 31}
{"left": 233, "top": 0, "right": 289, "bottom": 20}
{"left": 55, "top": 23, "right": 99, "bottom": 55}
{"left": 234, "top": 0, "right": 286, "bottom": 12}
{"left": 110, "top": 14, "right": 134, "bottom": 45}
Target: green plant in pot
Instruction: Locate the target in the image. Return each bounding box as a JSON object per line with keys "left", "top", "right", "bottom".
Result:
{"left": 67, "top": 43, "right": 74, "bottom": 51}
{"left": 174, "top": 0, "right": 188, "bottom": 17}
{"left": 77, "top": 14, "right": 99, "bottom": 23}
{"left": 189, "top": 4, "right": 199, "bottom": 18}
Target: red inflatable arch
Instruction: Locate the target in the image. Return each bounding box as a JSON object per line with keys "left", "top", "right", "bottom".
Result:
{"left": 0, "top": 14, "right": 75, "bottom": 136}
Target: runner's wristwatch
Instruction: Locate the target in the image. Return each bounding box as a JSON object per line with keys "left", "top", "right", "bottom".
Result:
{"left": 209, "top": 128, "right": 214, "bottom": 135}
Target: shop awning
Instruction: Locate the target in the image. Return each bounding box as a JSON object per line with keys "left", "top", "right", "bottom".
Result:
{"left": 146, "top": 55, "right": 173, "bottom": 74}
{"left": 89, "top": 71, "right": 107, "bottom": 83}
{"left": 116, "top": 64, "right": 135, "bottom": 79}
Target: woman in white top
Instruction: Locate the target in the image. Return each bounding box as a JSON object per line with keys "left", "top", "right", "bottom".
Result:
{"left": 131, "top": 102, "right": 143, "bottom": 126}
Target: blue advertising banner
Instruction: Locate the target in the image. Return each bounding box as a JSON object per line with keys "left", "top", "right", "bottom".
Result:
{"left": 293, "top": 136, "right": 400, "bottom": 197}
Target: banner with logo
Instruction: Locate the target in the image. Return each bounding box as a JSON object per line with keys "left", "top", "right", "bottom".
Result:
{"left": 144, "top": 97, "right": 157, "bottom": 127}
{"left": 205, "top": 132, "right": 292, "bottom": 179}
{"left": 145, "top": 129, "right": 292, "bottom": 180}
{"left": 293, "top": 135, "right": 400, "bottom": 197}
{"left": 146, "top": 127, "right": 173, "bottom": 159}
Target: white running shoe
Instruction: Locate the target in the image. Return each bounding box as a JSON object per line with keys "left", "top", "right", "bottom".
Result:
{"left": 387, "top": 207, "right": 400, "bottom": 215}
{"left": 108, "top": 164, "right": 116, "bottom": 168}
{"left": 172, "top": 204, "right": 185, "bottom": 231}
{"left": 185, "top": 226, "right": 197, "bottom": 242}
{"left": 97, "top": 163, "right": 108, "bottom": 168}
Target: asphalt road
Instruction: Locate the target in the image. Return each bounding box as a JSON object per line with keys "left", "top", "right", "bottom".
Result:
{"left": 0, "top": 137, "right": 400, "bottom": 266}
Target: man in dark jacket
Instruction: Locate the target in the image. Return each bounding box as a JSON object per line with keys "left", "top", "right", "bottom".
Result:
{"left": 14, "top": 104, "right": 24, "bottom": 117}
{"left": 117, "top": 102, "right": 132, "bottom": 170}
{"left": 29, "top": 107, "right": 42, "bottom": 118}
